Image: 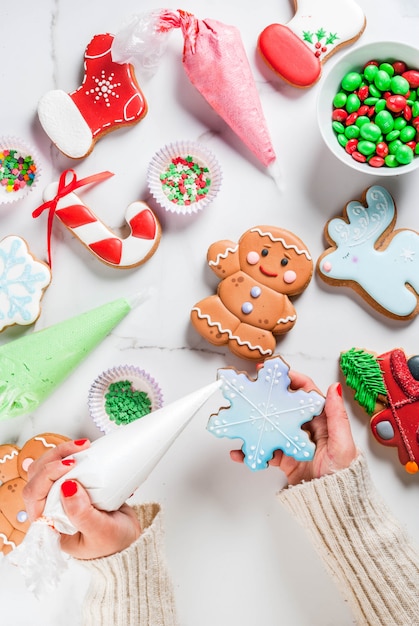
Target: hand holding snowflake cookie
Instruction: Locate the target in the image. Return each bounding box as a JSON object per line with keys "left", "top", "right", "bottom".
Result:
{"left": 227, "top": 359, "right": 357, "bottom": 485}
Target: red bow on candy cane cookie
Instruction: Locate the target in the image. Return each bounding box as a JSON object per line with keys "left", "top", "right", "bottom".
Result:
{"left": 33, "top": 169, "right": 161, "bottom": 269}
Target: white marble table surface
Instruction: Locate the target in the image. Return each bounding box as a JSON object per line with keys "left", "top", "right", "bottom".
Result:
{"left": 1, "top": 0, "right": 419, "bottom": 624}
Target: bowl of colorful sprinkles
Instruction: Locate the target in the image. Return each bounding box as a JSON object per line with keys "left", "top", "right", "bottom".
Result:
{"left": 317, "top": 41, "right": 419, "bottom": 175}
{"left": 0, "top": 137, "right": 40, "bottom": 203}
{"left": 88, "top": 365, "right": 164, "bottom": 434}
{"left": 147, "top": 140, "right": 222, "bottom": 214}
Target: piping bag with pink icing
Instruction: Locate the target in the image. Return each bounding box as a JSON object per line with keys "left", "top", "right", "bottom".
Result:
{"left": 111, "top": 9, "right": 278, "bottom": 172}
{"left": 10, "top": 380, "right": 222, "bottom": 595}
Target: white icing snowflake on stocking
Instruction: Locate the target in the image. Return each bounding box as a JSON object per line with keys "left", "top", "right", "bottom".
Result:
{"left": 87, "top": 71, "right": 121, "bottom": 107}
{"left": 207, "top": 356, "right": 325, "bottom": 470}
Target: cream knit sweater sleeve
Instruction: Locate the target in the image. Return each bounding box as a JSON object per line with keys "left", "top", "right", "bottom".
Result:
{"left": 81, "top": 502, "right": 178, "bottom": 626}
{"left": 278, "top": 455, "right": 419, "bottom": 626}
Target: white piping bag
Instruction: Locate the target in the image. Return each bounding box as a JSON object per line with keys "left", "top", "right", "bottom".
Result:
{"left": 11, "top": 379, "right": 222, "bottom": 595}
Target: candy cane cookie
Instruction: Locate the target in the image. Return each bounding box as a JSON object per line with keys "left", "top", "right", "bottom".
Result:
{"left": 34, "top": 170, "right": 161, "bottom": 269}
{"left": 258, "top": 0, "right": 366, "bottom": 88}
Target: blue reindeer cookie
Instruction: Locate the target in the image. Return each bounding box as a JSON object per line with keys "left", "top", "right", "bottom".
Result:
{"left": 317, "top": 185, "right": 419, "bottom": 319}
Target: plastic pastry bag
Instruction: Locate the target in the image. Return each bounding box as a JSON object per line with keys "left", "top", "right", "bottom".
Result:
{"left": 111, "top": 9, "right": 277, "bottom": 169}
{"left": 10, "top": 380, "right": 222, "bottom": 596}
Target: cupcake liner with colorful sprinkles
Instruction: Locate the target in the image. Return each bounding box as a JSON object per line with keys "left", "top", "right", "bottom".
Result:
{"left": 147, "top": 140, "right": 222, "bottom": 215}
{"left": 88, "top": 365, "right": 164, "bottom": 434}
{"left": 0, "top": 137, "right": 41, "bottom": 204}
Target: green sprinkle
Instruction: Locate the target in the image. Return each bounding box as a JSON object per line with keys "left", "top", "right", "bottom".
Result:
{"left": 104, "top": 380, "right": 152, "bottom": 426}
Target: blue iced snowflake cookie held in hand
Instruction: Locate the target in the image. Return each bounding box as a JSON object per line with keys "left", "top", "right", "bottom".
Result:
{"left": 207, "top": 356, "right": 325, "bottom": 470}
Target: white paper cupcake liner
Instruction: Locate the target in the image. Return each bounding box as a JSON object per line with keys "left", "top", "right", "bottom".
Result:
{"left": 88, "top": 365, "right": 163, "bottom": 434}
{"left": 0, "top": 136, "right": 41, "bottom": 204}
{"left": 147, "top": 140, "right": 222, "bottom": 215}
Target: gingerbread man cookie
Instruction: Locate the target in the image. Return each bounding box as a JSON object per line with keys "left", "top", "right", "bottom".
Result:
{"left": 0, "top": 433, "right": 69, "bottom": 554}
{"left": 191, "top": 226, "right": 313, "bottom": 361}
{"left": 38, "top": 33, "right": 147, "bottom": 159}
{"left": 258, "top": 0, "right": 366, "bottom": 88}
{"left": 341, "top": 347, "right": 419, "bottom": 475}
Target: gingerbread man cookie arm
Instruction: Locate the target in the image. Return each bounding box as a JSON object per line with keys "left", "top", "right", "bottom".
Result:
{"left": 207, "top": 240, "right": 240, "bottom": 278}
{"left": 272, "top": 296, "right": 297, "bottom": 334}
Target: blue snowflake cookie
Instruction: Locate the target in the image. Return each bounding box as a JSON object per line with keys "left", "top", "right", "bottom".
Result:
{"left": 207, "top": 356, "right": 325, "bottom": 470}
{"left": 0, "top": 236, "right": 51, "bottom": 332}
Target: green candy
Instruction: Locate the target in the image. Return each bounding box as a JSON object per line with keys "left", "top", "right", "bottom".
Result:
{"left": 394, "top": 117, "right": 407, "bottom": 131}
{"left": 337, "top": 133, "right": 348, "bottom": 147}
{"left": 357, "top": 140, "right": 376, "bottom": 156}
{"left": 374, "top": 98, "right": 387, "bottom": 113}
{"left": 360, "top": 123, "right": 381, "bottom": 142}
{"left": 332, "top": 121, "right": 345, "bottom": 134}
{"left": 345, "top": 125, "right": 360, "bottom": 139}
{"left": 355, "top": 115, "right": 370, "bottom": 128}
{"left": 390, "top": 75, "right": 410, "bottom": 95}
{"left": 384, "top": 154, "right": 399, "bottom": 167}
{"left": 395, "top": 144, "right": 414, "bottom": 164}
{"left": 363, "top": 64, "right": 378, "bottom": 82}
{"left": 346, "top": 93, "right": 361, "bottom": 113}
{"left": 374, "top": 70, "right": 392, "bottom": 91}
{"left": 379, "top": 62, "right": 394, "bottom": 76}
{"left": 388, "top": 139, "right": 402, "bottom": 154}
{"left": 375, "top": 110, "right": 394, "bottom": 133}
{"left": 341, "top": 71, "right": 363, "bottom": 91}
{"left": 386, "top": 130, "right": 400, "bottom": 142}
{"left": 333, "top": 92, "right": 347, "bottom": 107}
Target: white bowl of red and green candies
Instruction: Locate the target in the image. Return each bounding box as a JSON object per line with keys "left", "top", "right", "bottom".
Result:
{"left": 318, "top": 42, "right": 419, "bottom": 175}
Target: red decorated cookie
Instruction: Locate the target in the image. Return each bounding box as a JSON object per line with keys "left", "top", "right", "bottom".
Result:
{"left": 38, "top": 34, "right": 147, "bottom": 159}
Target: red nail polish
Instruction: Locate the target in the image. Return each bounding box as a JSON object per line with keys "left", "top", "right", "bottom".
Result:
{"left": 336, "top": 382, "right": 343, "bottom": 397}
{"left": 62, "top": 459, "right": 75, "bottom": 466}
{"left": 74, "top": 438, "right": 88, "bottom": 446}
{"left": 61, "top": 480, "right": 78, "bottom": 498}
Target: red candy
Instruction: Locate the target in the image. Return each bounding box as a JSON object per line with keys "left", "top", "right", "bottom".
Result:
{"left": 358, "top": 85, "right": 369, "bottom": 101}
{"left": 332, "top": 108, "right": 348, "bottom": 122}
{"left": 386, "top": 95, "right": 407, "bottom": 113}
{"left": 351, "top": 151, "right": 367, "bottom": 163}
{"left": 346, "top": 112, "right": 358, "bottom": 126}
{"left": 403, "top": 105, "right": 412, "bottom": 121}
{"left": 368, "top": 156, "right": 385, "bottom": 168}
{"left": 345, "top": 138, "right": 358, "bottom": 154}
{"left": 393, "top": 61, "right": 407, "bottom": 74}
{"left": 376, "top": 142, "right": 389, "bottom": 158}
{"left": 402, "top": 69, "right": 419, "bottom": 88}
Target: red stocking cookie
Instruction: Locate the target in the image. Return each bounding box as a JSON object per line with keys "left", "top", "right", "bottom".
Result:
{"left": 0, "top": 433, "right": 70, "bottom": 554}
{"left": 258, "top": 0, "right": 366, "bottom": 88}
{"left": 38, "top": 34, "right": 148, "bottom": 158}
{"left": 191, "top": 226, "right": 313, "bottom": 361}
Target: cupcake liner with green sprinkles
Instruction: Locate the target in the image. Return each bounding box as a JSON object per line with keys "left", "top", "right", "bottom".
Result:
{"left": 88, "top": 365, "right": 163, "bottom": 433}
{"left": 0, "top": 137, "right": 40, "bottom": 204}
{"left": 147, "top": 140, "right": 222, "bottom": 215}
